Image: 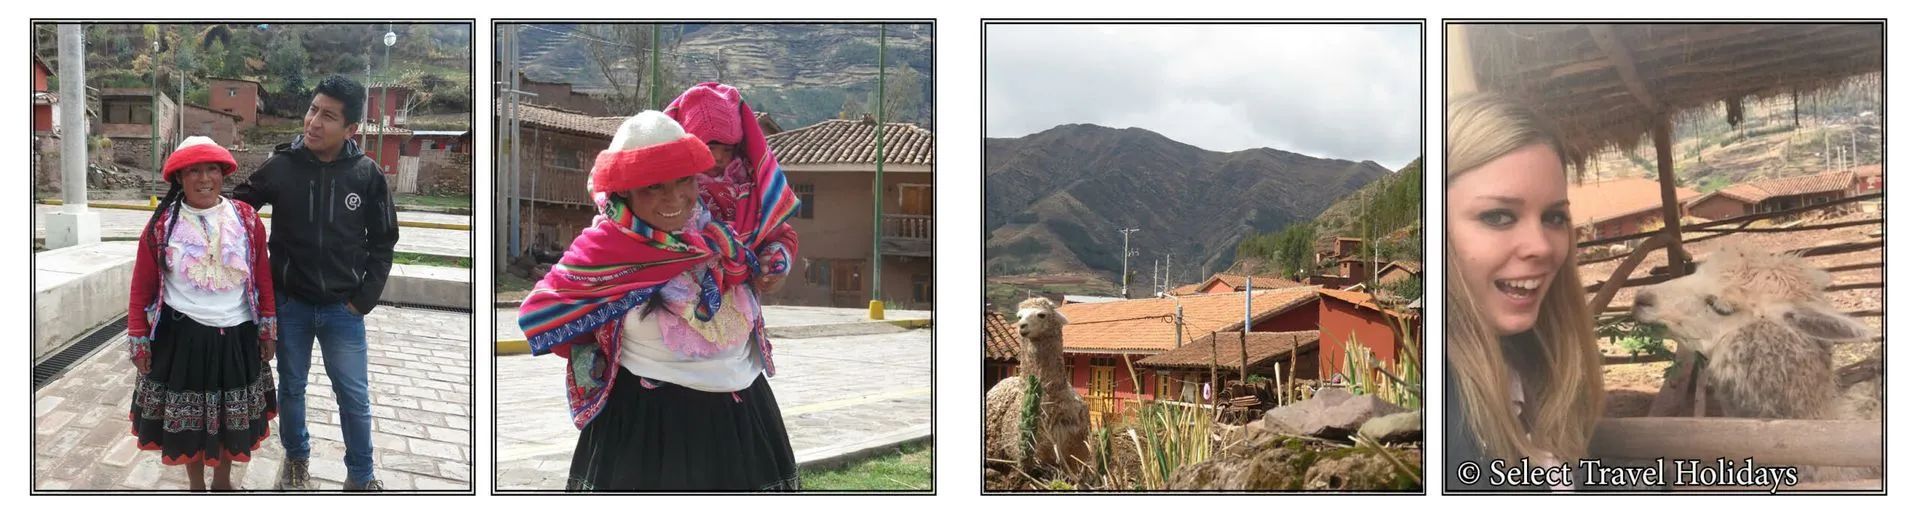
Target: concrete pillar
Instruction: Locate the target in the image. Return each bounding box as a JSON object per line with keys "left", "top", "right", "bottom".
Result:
{"left": 46, "top": 23, "right": 98, "bottom": 249}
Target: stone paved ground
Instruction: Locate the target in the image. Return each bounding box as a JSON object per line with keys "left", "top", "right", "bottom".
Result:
{"left": 35, "top": 204, "right": 470, "bottom": 258}
{"left": 493, "top": 328, "right": 932, "bottom": 491}
{"left": 34, "top": 307, "right": 474, "bottom": 491}
{"left": 492, "top": 306, "right": 932, "bottom": 341}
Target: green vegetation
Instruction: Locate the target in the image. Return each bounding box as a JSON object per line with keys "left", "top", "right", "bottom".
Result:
{"left": 392, "top": 252, "right": 470, "bottom": 268}
{"left": 39, "top": 24, "right": 472, "bottom": 121}
{"left": 799, "top": 442, "right": 931, "bottom": 491}
{"left": 393, "top": 193, "right": 472, "bottom": 210}
{"left": 1235, "top": 223, "right": 1317, "bottom": 280}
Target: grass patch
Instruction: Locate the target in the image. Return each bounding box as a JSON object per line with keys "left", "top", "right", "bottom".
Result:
{"left": 495, "top": 272, "right": 535, "bottom": 295}
{"left": 392, "top": 251, "right": 471, "bottom": 268}
{"left": 800, "top": 442, "right": 931, "bottom": 491}
{"left": 394, "top": 193, "right": 473, "bottom": 210}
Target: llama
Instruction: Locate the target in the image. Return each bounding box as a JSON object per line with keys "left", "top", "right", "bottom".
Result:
{"left": 985, "top": 298, "right": 1092, "bottom": 476}
{"left": 1631, "top": 243, "right": 1879, "bottom": 421}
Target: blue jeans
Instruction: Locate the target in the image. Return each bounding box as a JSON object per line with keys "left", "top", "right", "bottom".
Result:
{"left": 276, "top": 296, "right": 376, "bottom": 485}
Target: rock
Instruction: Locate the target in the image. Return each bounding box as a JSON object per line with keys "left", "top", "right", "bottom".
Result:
{"left": 1356, "top": 411, "right": 1422, "bottom": 444}
{"left": 1262, "top": 388, "right": 1409, "bottom": 439}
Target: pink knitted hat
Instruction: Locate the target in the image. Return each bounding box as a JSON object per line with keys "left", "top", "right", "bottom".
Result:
{"left": 665, "top": 82, "right": 745, "bottom": 145}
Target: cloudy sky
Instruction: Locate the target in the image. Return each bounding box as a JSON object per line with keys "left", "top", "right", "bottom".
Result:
{"left": 987, "top": 24, "right": 1421, "bottom": 167}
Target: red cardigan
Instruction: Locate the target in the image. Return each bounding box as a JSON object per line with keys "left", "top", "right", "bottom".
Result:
{"left": 126, "top": 198, "right": 277, "bottom": 361}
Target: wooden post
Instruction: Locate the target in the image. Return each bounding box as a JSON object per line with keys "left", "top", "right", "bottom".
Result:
{"left": 1652, "top": 117, "right": 1686, "bottom": 274}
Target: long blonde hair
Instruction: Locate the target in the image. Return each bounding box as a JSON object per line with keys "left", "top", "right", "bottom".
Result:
{"left": 1445, "top": 93, "right": 1605, "bottom": 462}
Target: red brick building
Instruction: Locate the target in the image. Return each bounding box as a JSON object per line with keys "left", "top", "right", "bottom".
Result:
{"left": 206, "top": 77, "right": 261, "bottom": 128}
{"left": 32, "top": 57, "right": 54, "bottom": 134}
{"left": 496, "top": 102, "right": 623, "bottom": 260}
{"left": 1688, "top": 169, "right": 1867, "bottom": 220}
{"left": 351, "top": 122, "right": 412, "bottom": 176}
{"left": 765, "top": 117, "right": 935, "bottom": 309}
{"left": 1315, "top": 289, "right": 1417, "bottom": 383}
{"left": 181, "top": 104, "right": 243, "bottom": 148}
{"left": 365, "top": 84, "right": 414, "bottom": 127}
{"left": 1567, "top": 177, "right": 1700, "bottom": 241}
{"left": 411, "top": 130, "right": 472, "bottom": 154}
{"left": 1054, "top": 287, "right": 1322, "bottom": 424}
{"left": 95, "top": 89, "right": 179, "bottom": 168}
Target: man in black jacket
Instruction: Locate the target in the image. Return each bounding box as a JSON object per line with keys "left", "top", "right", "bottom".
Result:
{"left": 234, "top": 75, "right": 397, "bottom": 491}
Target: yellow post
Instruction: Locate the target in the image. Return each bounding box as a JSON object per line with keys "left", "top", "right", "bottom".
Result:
{"left": 868, "top": 299, "right": 885, "bottom": 320}
{"left": 150, "top": 195, "right": 157, "bottom": 208}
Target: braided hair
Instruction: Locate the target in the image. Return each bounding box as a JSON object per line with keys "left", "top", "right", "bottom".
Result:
{"left": 142, "top": 180, "right": 186, "bottom": 273}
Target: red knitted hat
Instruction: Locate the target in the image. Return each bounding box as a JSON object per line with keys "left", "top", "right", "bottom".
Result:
{"left": 161, "top": 136, "right": 238, "bottom": 182}
{"left": 589, "top": 111, "right": 716, "bottom": 193}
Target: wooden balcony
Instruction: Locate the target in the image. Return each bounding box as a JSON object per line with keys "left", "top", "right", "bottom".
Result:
{"left": 881, "top": 214, "right": 932, "bottom": 257}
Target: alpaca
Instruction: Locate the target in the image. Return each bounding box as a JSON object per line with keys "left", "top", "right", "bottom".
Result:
{"left": 984, "top": 298, "right": 1092, "bottom": 476}
{"left": 1631, "top": 243, "right": 1879, "bottom": 421}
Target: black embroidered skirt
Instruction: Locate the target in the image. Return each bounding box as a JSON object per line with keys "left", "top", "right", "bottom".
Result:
{"left": 129, "top": 307, "right": 277, "bottom": 466}
{"left": 567, "top": 368, "right": 798, "bottom": 491}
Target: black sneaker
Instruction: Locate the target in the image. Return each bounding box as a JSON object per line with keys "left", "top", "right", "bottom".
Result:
{"left": 345, "top": 479, "right": 385, "bottom": 491}
{"left": 277, "top": 459, "right": 311, "bottom": 491}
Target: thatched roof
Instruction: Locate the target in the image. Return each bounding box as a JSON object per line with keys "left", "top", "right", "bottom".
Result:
{"left": 1458, "top": 23, "right": 1883, "bottom": 166}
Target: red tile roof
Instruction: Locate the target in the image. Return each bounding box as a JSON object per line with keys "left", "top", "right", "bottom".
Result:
{"left": 497, "top": 100, "right": 624, "bottom": 139}
{"left": 1055, "top": 287, "right": 1321, "bottom": 354}
{"left": 766, "top": 118, "right": 934, "bottom": 166}
{"left": 1173, "top": 273, "right": 1304, "bottom": 296}
{"left": 1567, "top": 177, "right": 1700, "bottom": 226}
{"left": 985, "top": 310, "right": 1021, "bottom": 361}
{"left": 1710, "top": 170, "right": 1857, "bottom": 204}
{"left": 1135, "top": 331, "right": 1318, "bottom": 371}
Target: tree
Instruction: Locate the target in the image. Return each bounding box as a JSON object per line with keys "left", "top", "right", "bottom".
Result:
{"left": 267, "top": 32, "right": 308, "bottom": 93}
{"left": 579, "top": 24, "right": 684, "bottom": 113}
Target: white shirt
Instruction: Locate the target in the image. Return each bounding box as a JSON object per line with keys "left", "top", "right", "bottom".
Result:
{"left": 162, "top": 198, "right": 253, "bottom": 328}
{"left": 618, "top": 282, "right": 764, "bottom": 392}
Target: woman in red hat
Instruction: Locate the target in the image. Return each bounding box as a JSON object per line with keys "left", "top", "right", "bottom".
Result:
{"left": 126, "top": 136, "right": 278, "bottom": 491}
{"left": 518, "top": 110, "right": 802, "bottom": 491}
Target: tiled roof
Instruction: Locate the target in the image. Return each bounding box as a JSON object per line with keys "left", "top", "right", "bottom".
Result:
{"left": 1385, "top": 260, "right": 1423, "bottom": 274}
{"left": 497, "top": 100, "right": 624, "bottom": 139}
{"left": 1056, "top": 287, "right": 1321, "bottom": 354}
{"left": 355, "top": 122, "right": 413, "bottom": 136}
{"left": 1568, "top": 177, "right": 1700, "bottom": 226}
{"left": 985, "top": 310, "right": 1021, "bottom": 361}
{"left": 1173, "top": 273, "right": 1304, "bottom": 296}
{"left": 206, "top": 77, "right": 262, "bottom": 86}
{"left": 1135, "top": 331, "right": 1318, "bottom": 371}
{"left": 1710, "top": 170, "right": 1856, "bottom": 204}
{"left": 766, "top": 118, "right": 934, "bottom": 166}
{"left": 1854, "top": 164, "right": 1882, "bottom": 178}
{"left": 1319, "top": 288, "right": 1386, "bottom": 313}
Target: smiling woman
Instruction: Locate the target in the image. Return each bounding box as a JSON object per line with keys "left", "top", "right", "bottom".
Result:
{"left": 1442, "top": 93, "right": 1605, "bottom": 491}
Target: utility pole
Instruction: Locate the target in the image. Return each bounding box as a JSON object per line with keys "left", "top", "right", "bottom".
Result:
{"left": 868, "top": 23, "right": 888, "bottom": 321}
{"left": 649, "top": 24, "right": 661, "bottom": 109}
{"left": 509, "top": 25, "right": 523, "bottom": 261}
{"left": 377, "top": 24, "right": 395, "bottom": 172}
{"left": 49, "top": 23, "right": 100, "bottom": 249}
{"left": 1241, "top": 275, "right": 1251, "bottom": 382}
{"left": 1118, "top": 228, "right": 1139, "bottom": 298}
{"left": 151, "top": 38, "right": 160, "bottom": 179}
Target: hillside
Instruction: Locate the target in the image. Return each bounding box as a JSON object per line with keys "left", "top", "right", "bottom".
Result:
{"left": 508, "top": 23, "right": 932, "bottom": 128}
{"left": 984, "top": 124, "right": 1389, "bottom": 283}
{"left": 35, "top": 23, "right": 474, "bottom": 120}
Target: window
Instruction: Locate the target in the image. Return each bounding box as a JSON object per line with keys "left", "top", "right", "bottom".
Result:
{"left": 899, "top": 184, "right": 932, "bottom": 215}
{"left": 552, "top": 146, "right": 583, "bottom": 171}
{"left": 793, "top": 183, "right": 815, "bottom": 219}
{"left": 226, "top": 87, "right": 238, "bottom": 98}
{"left": 1155, "top": 371, "right": 1173, "bottom": 400}
{"left": 805, "top": 259, "right": 830, "bottom": 286}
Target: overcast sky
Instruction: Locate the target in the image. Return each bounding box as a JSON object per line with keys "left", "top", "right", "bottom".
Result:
{"left": 987, "top": 24, "right": 1421, "bottom": 167}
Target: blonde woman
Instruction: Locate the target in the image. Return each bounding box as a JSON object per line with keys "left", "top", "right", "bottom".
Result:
{"left": 1443, "top": 93, "right": 1606, "bottom": 491}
